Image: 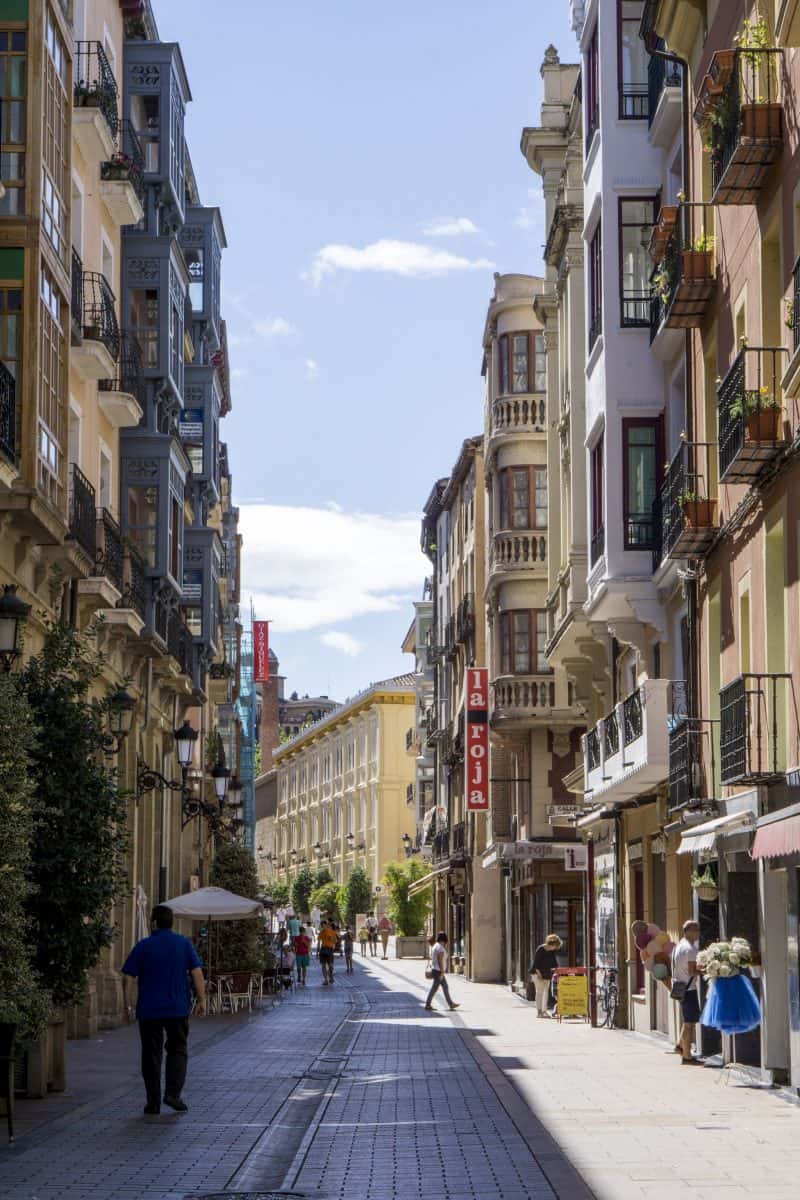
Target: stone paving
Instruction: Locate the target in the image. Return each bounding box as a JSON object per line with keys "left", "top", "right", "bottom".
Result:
{"left": 3, "top": 951, "right": 800, "bottom": 1199}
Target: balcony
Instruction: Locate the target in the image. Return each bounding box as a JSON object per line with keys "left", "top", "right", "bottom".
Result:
{"left": 100, "top": 120, "right": 145, "bottom": 226}
{"left": 456, "top": 593, "right": 474, "bottom": 644}
{"left": 445, "top": 613, "right": 458, "bottom": 661}
{"left": 73, "top": 41, "right": 118, "bottom": 162}
{"left": 71, "top": 253, "right": 120, "bottom": 380}
{"left": 93, "top": 508, "right": 124, "bottom": 593}
{"left": 492, "top": 675, "right": 556, "bottom": 726}
{"left": 718, "top": 346, "right": 788, "bottom": 482}
{"left": 98, "top": 332, "right": 143, "bottom": 429}
{"left": 0, "top": 361, "right": 16, "bottom": 482}
{"left": 492, "top": 395, "right": 546, "bottom": 436}
{"left": 652, "top": 441, "right": 717, "bottom": 569}
{"left": 647, "top": 46, "right": 682, "bottom": 147}
{"left": 67, "top": 463, "right": 96, "bottom": 561}
{"left": 167, "top": 611, "right": 196, "bottom": 682}
{"left": 583, "top": 679, "right": 671, "bottom": 804}
{"left": 432, "top": 826, "right": 450, "bottom": 864}
{"left": 720, "top": 673, "right": 791, "bottom": 785}
{"left": 406, "top": 782, "right": 414, "bottom": 805}
{"left": 490, "top": 530, "right": 547, "bottom": 577}
{"left": 406, "top": 727, "right": 417, "bottom": 755}
{"left": 695, "top": 47, "right": 783, "bottom": 205}
{"left": 650, "top": 203, "right": 716, "bottom": 344}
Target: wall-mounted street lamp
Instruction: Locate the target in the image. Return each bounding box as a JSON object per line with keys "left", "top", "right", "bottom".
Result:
{"left": 137, "top": 720, "right": 229, "bottom": 830}
{"left": 101, "top": 686, "right": 136, "bottom": 755}
{"left": 0, "top": 585, "right": 30, "bottom": 673}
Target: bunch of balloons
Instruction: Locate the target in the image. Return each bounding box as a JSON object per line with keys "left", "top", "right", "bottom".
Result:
{"left": 631, "top": 920, "right": 675, "bottom": 984}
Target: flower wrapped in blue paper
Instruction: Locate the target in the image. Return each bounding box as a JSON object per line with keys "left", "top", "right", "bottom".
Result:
{"left": 701, "top": 973, "right": 761, "bottom": 1034}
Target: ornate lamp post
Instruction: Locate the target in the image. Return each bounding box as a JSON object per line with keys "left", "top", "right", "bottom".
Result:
{"left": 0, "top": 584, "right": 30, "bottom": 673}
{"left": 137, "top": 720, "right": 228, "bottom": 829}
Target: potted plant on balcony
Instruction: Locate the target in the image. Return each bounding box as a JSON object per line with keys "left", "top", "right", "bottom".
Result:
{"left": 735, "top": 13, "right": 781, "bottom": 141}
{"left": 729, "top": 386, "right": 783, "bottom": 442}
{"left": 681, "top": 233, "right": 715, "bottom": 282}
{"left": 691, "top": 868, "right": 719, "bottom": 902}
{"left": 679, "top": 492, "right": 716, "bottom": 529}
{"left": 101, "top": 151, "right": 133, "bottom": 183}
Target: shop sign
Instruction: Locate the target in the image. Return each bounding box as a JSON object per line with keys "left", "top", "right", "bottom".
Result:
{"left": 465, "top": 668, "right": 489, "bottom": 811}
{"left": 254, "top": 620, "right": 270, "bottom": 681}
{"left": 556, "top": 970, "right": 589, "bottom": 1019}
{"left": 564, "top": 844, "right": 588, "bottom": 871}
{"left": 547, "top": 804, "right": 584, "bottom": 823}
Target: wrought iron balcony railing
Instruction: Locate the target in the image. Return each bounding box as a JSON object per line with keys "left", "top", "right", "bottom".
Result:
{"left": 68, "top": 462, "right": 96, "bottom": 559}
{"left": 432, "top": 827, "right": 450, "bottom": 864}
{"left": 406, "top": 782, "right": 414, "bottom": 805}
{"left": 451, "top": 820, "right": 466, "bottom": 858}
{"left": 100, "top": 332, "right": 143, "bottom": 401}
{"left": 720, "top": 673, "right": 791, "bottom": 785}
{"left": 622, "top": 688, "right": 644, "bottom": 745}
{"left": 406, "top": 727, "right": 415, "bottom": 751}
{"left": 168, "top": 612, "right": 194, "bottom": 678}
{"left": 650, "top": 202, "right": 716, "bottom": 337}
{"left": 456, "top": 593, "right": 474, "bottom": 644}
{"left": 652, "top": 440, "right": 717, "bottom": 570}
{"left": 101, "top": 119, "right": 145, "bottom": 205}
{"left": 717, "top": 345, "right": 788, "bottom": 482}
{"left": 71, "top": 247, "right": 84, "bottom": 343}
{"left": 0, "top": 360, "right": 16, "bottom": 466}
{"left": 445, "top": 613, "right": 458, "bottom": 660}
{"left": 123, "top": 544, "right": 148, "bottom": 620}
{"left": 74, "top": 40, "right": 119, "bottom": 137}
{"left": 793, "top": 255, "right": 800, "bottom": 356}
{"left": 80, "top": 271, "right": 120, "bottom": 361}
{"left": 94, "top": 507, "right": 124, "bottom": 592}
{"left": 647, "top": 46, "right": 681, "bottom": 130}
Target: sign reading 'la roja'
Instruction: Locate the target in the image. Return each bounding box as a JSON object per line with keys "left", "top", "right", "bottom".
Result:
{"left": 465, "top": 667, "right": 489, "bottom": 812}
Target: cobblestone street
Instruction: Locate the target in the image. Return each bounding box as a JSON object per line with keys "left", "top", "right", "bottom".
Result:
{"left": 3, "top": 953, "right": 800, "bottom": 1200}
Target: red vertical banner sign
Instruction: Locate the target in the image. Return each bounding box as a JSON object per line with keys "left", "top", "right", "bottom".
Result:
{"left": 465, "top": 667, "right": 489, "bottom": 811}
{"left": 253, "top": 621, "right": 270, "bottom": 682}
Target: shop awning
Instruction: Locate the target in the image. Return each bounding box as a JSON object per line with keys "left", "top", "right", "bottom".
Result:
{"left": 752, "top": 805, "right": 800, "bottom": 859}
{"left": 676, "top": 811, "right": 755, "bottom": 854}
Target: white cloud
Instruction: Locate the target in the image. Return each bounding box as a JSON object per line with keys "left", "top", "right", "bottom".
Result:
{"left": 305, "top": 357, "right": 319, "bottom": 382}
{"left": 320, "top": 631, "right": 364, "bottom": 657}
{"left": 421, "top": 216, "right": 480, "bottom": 237}
{"left": 254, "top": 316, "right": 297, "bottom": 339}
{"left": 239, "top": 503, "right": 427, "bottom": 634}
{"left": 308, "top": 239, "right": 494, "bottom": 285}
{"left": 513, "top": 189, "right": 542, "bottom": 232}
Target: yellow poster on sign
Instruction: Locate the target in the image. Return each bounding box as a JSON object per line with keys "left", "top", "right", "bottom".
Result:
{"left": 556, "top": 972, "right": 589, "bottom": 1020}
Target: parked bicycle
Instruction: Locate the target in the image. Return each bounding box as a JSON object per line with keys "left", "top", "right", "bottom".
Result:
{"left": 596, "top": 967, "right": 618, "bottom": 1029}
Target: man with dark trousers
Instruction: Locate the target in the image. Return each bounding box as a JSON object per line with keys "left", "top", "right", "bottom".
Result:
{"left": 123, "top": 904, "right": 206, "bottom": 1115}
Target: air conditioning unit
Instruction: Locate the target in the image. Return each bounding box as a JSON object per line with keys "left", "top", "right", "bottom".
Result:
{"left": 189, "top": 874, "right": 200, "bottom": 892}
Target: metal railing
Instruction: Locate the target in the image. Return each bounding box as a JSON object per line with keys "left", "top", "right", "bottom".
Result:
{"left": 621, "top": 291, "right": 650, "bottom": 328}
{"left": 99, "top": 332, "right": 143, "bottom": 401}
{"left": 451, "top": 820, "right": 466, "bottom": 857}
{"left": 80, "top": 272, "right": 120, "bottom": 361}
{"left": 652, "top": 441, "right": 715, "bottom": 570}
{"left": 709, "top": 48, "right": 782, "bottom": 198}
{"left": 720, "top": 673, "right": 790, "bottom": 784}
{"left": 456, "top": 593, "right": 474, "bottom": 643}
{"left": 669, "top": 716, "right": 716, "bottom": 810}
{"left": 124, "top": 544, "right": 148, "bottom": 620}
{"left": 793, "top": 256, "right": 800, "bottom": 355}
{"left": 168, "top": 612, "right": 194, "bottom": 678}
{"left": 586, "top": 726, "right": 601, "bottom": 772}
{"left": 101, "top": 119, "right": 145, "bottom": 206}
{"left": 432, "top": 827, "right": 450, "bottom": 864}
{"left": 73, "top": 40, "right": 118, "bottom": 137}
{"left": 604, "top": 709, "right": 620, "bottom": 758}
{"left": 0, "top": 361, "right": 16, "bottom": 466}
{"left": 94, "top": 507, "right": 124, "bottom": 591}
{"left": 406, "top": 782, "right": 414, "bottom": 805}
{"left": 647, "top": 47, "right": 681, "bottom": 129}
{"left": 68, "top": 462, "right": 96, "bottom": 559}
{"left": 650, "top": 201, "right": 715, "bottom": 337}
{"left": 71, "top": 247, "right": 84, "bottom": 342}
{"left": 620, "top": 85, "right": 648, "bottom": 120}
{"left": 622, "top": 688, "right": 644, "bottom": 745}
{"left": 718, "top": 345, "right": 787, "bottom": 479}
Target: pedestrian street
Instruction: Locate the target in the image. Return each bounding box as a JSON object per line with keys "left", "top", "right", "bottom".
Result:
{"left": 4, "top": 952, "right": 800, "bottom": 1200}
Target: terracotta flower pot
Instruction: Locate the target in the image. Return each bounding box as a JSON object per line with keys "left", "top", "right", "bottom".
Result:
{"left": 683, "top": 499, "right": 716, "bottom": 529}
{"left": 681, "top": 249, "right": 713, "bottom": 282}
{"left": 740, "top": 103, "right": 782, "bottom": 141}
{"left": 745, "top": 407, "right": 781, "bottom": 442}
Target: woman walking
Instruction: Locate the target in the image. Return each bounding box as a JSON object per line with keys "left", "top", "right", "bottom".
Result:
{"left": 530, "top": 933, "right": 562, "bottom": 1017}
{"left": 342, "top": 928, "right": 354, "bottom": 974}
{"left": 293, "top": 925, "right": 311, "bottom": 987}
{"left": 424, "top": 932, "right": 460, "bottom": 1012}
{"left": 378, "top": 915, "right": 392, "bottom": 960}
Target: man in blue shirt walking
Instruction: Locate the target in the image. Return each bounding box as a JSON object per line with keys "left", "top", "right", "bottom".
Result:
{"left": 122, "top": 904, "right": 206, "bottom": 1115}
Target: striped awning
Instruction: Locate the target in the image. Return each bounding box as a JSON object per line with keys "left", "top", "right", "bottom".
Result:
{"left": 752, "top": 806, "right": 800, "bottom": 859}
{"left": 676, "top": 811, "right": 755, "bottom": 854}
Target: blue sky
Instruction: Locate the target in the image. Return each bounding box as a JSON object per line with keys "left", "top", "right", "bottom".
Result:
{"left": 154, "top": 0, "right": 576, "bottom": 700}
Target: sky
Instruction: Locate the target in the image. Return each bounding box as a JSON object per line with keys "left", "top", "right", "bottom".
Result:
{"left": 153, "top": 0, "right": 577, "bottom": 701}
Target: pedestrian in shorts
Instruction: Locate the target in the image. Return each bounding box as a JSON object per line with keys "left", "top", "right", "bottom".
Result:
{"left": 318, "top": 921, "right": 338, "bottom": 985}
{"left": 342, "top": 928, "right": 354, "bottom": 974}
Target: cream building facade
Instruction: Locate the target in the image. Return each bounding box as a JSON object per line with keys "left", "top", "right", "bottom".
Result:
{"left": 273, "top": 675, "right": 416, "bottom": 897}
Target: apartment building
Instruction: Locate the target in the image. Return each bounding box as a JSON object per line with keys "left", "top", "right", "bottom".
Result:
{"left": 421, "top": 438, "right": 501, "bottom": 980}
{"left": 0, "top": 0, "right": 249, "bottom": 1032}
{"left": 400, "top": 589, "right": 435, "bottom": 835}
{"left": 273, "top": 676, "right": 416, "bottom": 896}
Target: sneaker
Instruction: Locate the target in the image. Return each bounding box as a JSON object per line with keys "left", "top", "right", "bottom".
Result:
{"left": 424, "top": 1005, "right": 434, "bottom": 1011}
{"left": 163, "top": 1095, "right": 188, "bottom": 1112}
{"left": 144, "top": 1103, "right": 160, "bottom": 1115}
{"left": 449, "top": 1003, "right": 460, "bottom": 1010}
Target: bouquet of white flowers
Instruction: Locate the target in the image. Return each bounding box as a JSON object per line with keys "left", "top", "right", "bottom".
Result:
{"left": 696, "top": 937, "right": 752, "bottom": 979}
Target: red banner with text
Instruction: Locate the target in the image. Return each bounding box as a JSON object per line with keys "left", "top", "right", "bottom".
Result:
{"left": 253, "top": 620, "right": 270, "bottom": 682}
{"left": 465, "top": 667, "right": 489, "bottom": 811}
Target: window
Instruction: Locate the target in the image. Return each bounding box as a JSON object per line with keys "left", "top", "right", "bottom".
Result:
{"left": 38, "top": 267, "right": 66, "bottom": 507}
{"left": 311, "top": 757, "right": 318, "bottom": 787}
{"left": 185, "top": 243, "right": 204, "bottom": 312}
{"left": 126, "top": 484, "right": 158, "bottom": 566}
{"left": 129, "top": 288, "right": 158, "bottom": 368}
{"left": 0, "top": 31, "right": 27, "bottom": 216}
{"left": 334, "top": 742, "right": 343, "bottom": 776}
{"left": 179, "top": 408, "right": 204, "bottom": 474}
{"left": 169, "top": 493, "right": 181, "bottom": 581}
{"left": 619, "top": 198, "right": 656, "bottom": 327}
{"left": 0, "top": 287, "right": 22, "bottom": 459}
{"left": 43, "top": 15, "right": 68, "bottom": 263}
{"left": 618, "top": 2, "right": 648, "bottom": 119}
{"left": 499, "top": 467, "right": 547, "bottom": 530}
{"left": 589, "top": 223, "right": 602, "bottom": 351}
{"left": 99, "top": 445, "right": 112, "bottom": 510}
{"left": 131, "top": 93, "right": 160, "bottom": 173}
{"left": 322, "top": 752, "right": 331, "bottom": 783}
{"left": 500, "top": 610, "right": 550, "bottom": 675}
{"left": 590, "top": 436, "right": 604, "bottom": 565}
{"left": 347, "top": 738, "right": 354, "bottom": 770}
{"left": 586, "top": 22, "right": 599, "bottom": 151}
{"left": 623, "top": 418, "right": 662, "bottom": 549}
{"left": 497, "top": 332, "right": 545, "bottom": 395}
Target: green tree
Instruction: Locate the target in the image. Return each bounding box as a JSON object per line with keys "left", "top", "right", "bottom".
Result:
{"left": 383, "top": 859, "right": 431, "bottom": 936}
{"left": 314, "top": 865, "right": 332, "bottom": 890}
{"left": 0, "top": 676, "right": 50, "bottom": 1040}
{"left": 266, "top": 881, "right": 290, "bottom": 907}
{"left": 209, "top": 840, "right": 265, "bottom": 972}
{"left": 20, "top": 622, "right": 129, "bottom": 1008}
{"left": 291, "top": 865, "right": 315, "bottom": 917}
{"left": 342, "top": 865, "right": 372, "bottom": 929}
{"left": 309, "top": 881, "right": 341, "bottom": 922}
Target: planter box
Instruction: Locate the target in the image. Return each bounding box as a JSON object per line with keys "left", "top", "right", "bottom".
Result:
{"left": 21, "top": 1012, "right": 66, "bottom": 1099}
{"left": 740, "top": 102, "right": 782, "bottom": 142}
{"left": 745, "top": 407, "right": 782, "bottom": 442}
{"left": 684, "top": 499, "right": 716, "bottom": 529}
{"left": 395, "top": 935, "right": 429, "bottom": 959}
{"left": 681, "top": 249, "right": 714, "bottom": 282}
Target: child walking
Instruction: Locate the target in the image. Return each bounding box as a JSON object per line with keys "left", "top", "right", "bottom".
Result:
{"left": 358, "top": 926, "right": 369, "bottom": 957}
{"left": 343, "top": 928, "right": 354, "bottom": 974}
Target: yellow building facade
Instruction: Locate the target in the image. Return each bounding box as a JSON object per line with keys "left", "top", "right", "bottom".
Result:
{"left": 273, "top": 675, "right": 417, "bottom": 900}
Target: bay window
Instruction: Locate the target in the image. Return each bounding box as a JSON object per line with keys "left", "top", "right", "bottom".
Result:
{"left": 623, "top": 418, "right": 662, "bottom": 549}
{"left": 619, "top": 198, "right": 656, "bottom": 327}
{"left": 590, "top": 435, "right": 604, "bottom": 565}
{"left": 497, "top": 331, "right": 545, "bottom": 395}
{"left": 499, "top": 466, "right": 547, "bottom": 530}
{"left": 586, "top": 22, "right": 599, "bottom": 151}
{"left": 500, "top": 610, "right": 549, "bottom": 675}
{"left": 618, "top": 2, "right": 648, "bottom": 119}
{"left": 589, "top": 223, "right": 602, "bottom": 351}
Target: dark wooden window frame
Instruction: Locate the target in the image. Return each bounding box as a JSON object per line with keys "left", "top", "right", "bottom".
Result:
{"left": 588, "top": 221, "right": 602, "bottom": 351}
{"left": 500, "top": 609, "right": 552, "bottom": 676}
{"left": 586, "top": 22, "right": 599, "bottom": 151}
{"left": 590, "top": 434, "right": 604, "bottom": 565}
{"left": 497, "top": 331, "right": 545, "bottom": 396}
{"left": 617, "top": 0, "right": 648, "bottom": 120}
{"left": 498, "top": 465, "right": 547, "bottom": 530}
{"left": 618, "top": 195, "right": 657, "bottom": 329}
{"left": 622, "top": 415, "right": 664, "bottom": 550}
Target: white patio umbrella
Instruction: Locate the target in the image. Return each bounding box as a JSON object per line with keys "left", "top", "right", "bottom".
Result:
{"left": 164, "top": 885, "right": 263, "bottom": 920}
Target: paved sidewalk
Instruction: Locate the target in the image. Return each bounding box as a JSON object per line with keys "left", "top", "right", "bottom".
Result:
{"left": 2, "top": 952, "right": 800, "bottom": 1199}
